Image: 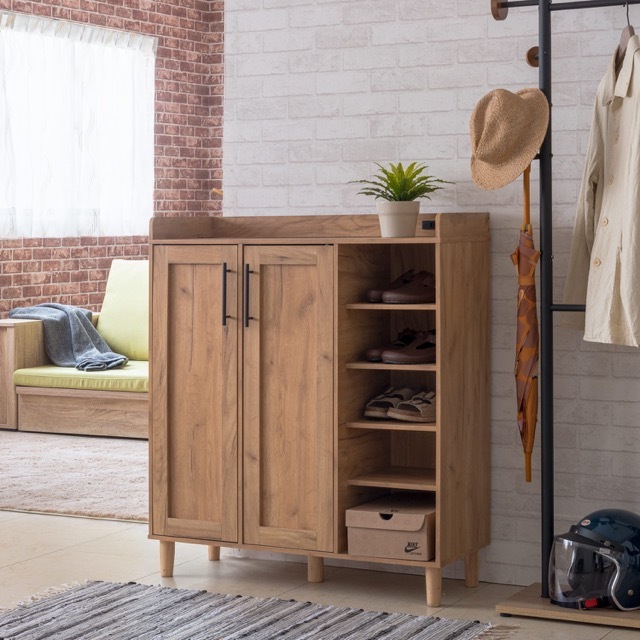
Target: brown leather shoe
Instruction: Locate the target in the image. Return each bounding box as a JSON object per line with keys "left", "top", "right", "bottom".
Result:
{"left": 381, "top": 330, "right": 436, "bottom": 364}
{"left": 364, "top": 328, "right": 417, "bottom": 362}
{"left": 381, "top": 270, "right": 435, "bottom": 304}
{"left": 366, "top": 269, "right": 415, "bottom": 303}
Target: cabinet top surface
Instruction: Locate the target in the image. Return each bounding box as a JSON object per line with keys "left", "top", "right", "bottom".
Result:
{"left": 149, "top": 213, "right": 489, "bottom": 244}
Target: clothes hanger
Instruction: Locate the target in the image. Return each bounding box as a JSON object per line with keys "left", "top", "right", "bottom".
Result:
{"left": 616, "top": 2, "right": 635, "bottom": 70}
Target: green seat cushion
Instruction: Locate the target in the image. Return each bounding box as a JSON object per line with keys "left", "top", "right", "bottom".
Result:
{"left": 13, "top": 361, "right": 148, "bottom": 393}
{"left": 96, "top": 259, "right": 149, "bottom": 361}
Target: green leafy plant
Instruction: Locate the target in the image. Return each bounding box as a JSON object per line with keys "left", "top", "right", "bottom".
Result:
{"left": 351, "top": 162, "right": 451, "bottom": 202}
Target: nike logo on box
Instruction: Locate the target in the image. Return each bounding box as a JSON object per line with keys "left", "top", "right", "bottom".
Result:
{"left": 404, "top": 543, "right": 421, "bottom": 553}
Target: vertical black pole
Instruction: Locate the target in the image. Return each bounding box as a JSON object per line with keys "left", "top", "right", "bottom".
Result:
{"left": 538, "top": 0, "right": 554, "bottom": 599}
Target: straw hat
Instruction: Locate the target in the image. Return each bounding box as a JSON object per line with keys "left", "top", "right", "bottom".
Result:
{"left": 470, "top": 88, "right": 549, "bottom": 190}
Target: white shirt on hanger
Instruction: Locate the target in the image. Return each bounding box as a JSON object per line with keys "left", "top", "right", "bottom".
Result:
{"left": 564, "top": 34, "right": 640, "bottom": 347}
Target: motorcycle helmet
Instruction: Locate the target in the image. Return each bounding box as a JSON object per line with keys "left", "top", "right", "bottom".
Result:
{"left": 549, "top": 509, "right": 640, "bottom": 611}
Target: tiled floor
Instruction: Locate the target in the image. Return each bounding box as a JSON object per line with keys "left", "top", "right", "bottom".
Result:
{"left": 0, "top": 509, "right": 636, "bottom": 639}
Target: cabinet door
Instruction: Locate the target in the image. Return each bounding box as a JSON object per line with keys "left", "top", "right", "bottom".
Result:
{"left": 243, "top": 246, "right": 334, "bottom": 552}
{"left": 151, "top": 245, "right": 239, "bottom": 542}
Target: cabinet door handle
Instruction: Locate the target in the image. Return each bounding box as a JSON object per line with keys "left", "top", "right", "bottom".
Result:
{"left": 244, "top": 263, "right": 253, "bottom": 327}
{"left": 221, "top": 262, "right": 230, "bottom": 327}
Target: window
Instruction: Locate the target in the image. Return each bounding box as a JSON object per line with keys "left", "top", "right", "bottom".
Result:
{"left": 0, "top": 12, "right": 155, "bottom": 238}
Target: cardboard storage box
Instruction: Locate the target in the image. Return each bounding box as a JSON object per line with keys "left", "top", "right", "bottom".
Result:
{"left": 346, "top": 493, "right": 436, "bottom": 561}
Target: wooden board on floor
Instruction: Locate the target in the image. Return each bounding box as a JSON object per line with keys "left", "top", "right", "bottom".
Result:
{"left": 496, "top": 583, "right": 640, "bottom": 629}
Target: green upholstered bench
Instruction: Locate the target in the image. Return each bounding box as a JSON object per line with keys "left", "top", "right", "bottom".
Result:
{"left": 0, "top": 259, "right": 149, "bottom": 439}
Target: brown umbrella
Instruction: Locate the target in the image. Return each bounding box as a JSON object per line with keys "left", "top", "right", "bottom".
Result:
{"left": 510, "top": 164, "right": 540, "bottom": 483}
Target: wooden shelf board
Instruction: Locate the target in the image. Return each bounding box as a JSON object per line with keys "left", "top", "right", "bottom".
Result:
{"left": 152, "top": 237, "right": 438, "bottom": 246}
{"left": 331, "top": 551, "right": 438, "bottom": 568}
{"left": 347, "top": 420, "right": 436, "bottom": 432}
{"left": 346, "top": 362, "right": 437, "bottom": 372}
{"left": 496, "top": 583, "right": 640, "bottom": 629}
{"left": 346, "top": 303, "right": 436, "bottom": 311}
{"left": 149, "top": 533, "right": 444, "bottom": 567}
{"left": 348, "top": 466, "right": 436, "bottom": 491}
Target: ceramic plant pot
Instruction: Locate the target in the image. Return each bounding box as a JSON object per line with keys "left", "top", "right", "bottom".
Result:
{"left": 376, "top": 200, "right": 420, "bottom": 238}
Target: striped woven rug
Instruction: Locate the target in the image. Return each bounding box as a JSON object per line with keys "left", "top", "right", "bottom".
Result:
{"left": 0, "top": 581, "right": 493, "bottom": 639}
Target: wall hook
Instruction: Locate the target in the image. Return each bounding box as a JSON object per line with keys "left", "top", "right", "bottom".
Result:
{"left": 491, "top": 0, "right": 508, "bottom": 20}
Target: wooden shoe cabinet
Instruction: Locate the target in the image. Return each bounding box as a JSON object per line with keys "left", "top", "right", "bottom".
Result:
{"left": 149, "top": 212, "right": 490, "bottom": 607}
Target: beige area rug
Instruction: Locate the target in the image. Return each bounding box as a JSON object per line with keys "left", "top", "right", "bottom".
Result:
{"left": 0, "top": 431, "right": 147, "bottom": 522}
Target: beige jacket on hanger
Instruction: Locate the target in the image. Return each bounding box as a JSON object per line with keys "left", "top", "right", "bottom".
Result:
{"left": 564, "top": 34, "right": 640, "bottom": 347}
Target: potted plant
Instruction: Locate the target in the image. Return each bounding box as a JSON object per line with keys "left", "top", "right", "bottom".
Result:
{"left": 351, "top": 162, "right": 451, "bottom": 237}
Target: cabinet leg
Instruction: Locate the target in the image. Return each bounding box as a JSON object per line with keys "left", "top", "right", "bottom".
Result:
{"left": 464, "top": 551, "right": 479, "bottom": 588}
{"left": 208, "top": 545, "right": 221, "bottom": 561}
{"left": 160, "top": 541, "right": 175, "bottom": 578}
{"left": 425, "top": 567, "right": 442, "bottom": 607}
{"left": 307, "top": 556, "right": 324, "bottom": 583}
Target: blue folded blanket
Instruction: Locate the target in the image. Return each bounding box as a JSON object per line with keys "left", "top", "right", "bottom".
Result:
{"left": 9, "top": 303, "right": 128, "bottom": 371}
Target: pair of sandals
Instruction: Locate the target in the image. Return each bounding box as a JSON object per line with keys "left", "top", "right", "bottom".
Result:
{"left": 364, "top": 387, "right": 436, "bottom": 423}
{"left": 364, "top": 328, "right": 436, "bottom": 365}
{"left": 366, "top": 269, "right": 436, "bottom": 304}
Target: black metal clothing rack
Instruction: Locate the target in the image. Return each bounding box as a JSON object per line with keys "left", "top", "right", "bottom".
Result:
{"left": 494, "top": 0, "right": 640, "bottom": 600}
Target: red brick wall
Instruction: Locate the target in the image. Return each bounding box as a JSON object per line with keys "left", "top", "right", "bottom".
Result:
{"left": 0, "top": 237, "right": 149, "bottom": 313}
{"left": 0, "top": 0, "right": 223, "bottom": 315}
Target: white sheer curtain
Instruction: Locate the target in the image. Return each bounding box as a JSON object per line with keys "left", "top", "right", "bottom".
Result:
{"left": 0, "top": 12, "right": 156, "bottom": 238}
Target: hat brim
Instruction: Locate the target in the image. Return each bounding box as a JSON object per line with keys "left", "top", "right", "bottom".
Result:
{"left": 470, "top": 88, "right": 549, "bottom": 190}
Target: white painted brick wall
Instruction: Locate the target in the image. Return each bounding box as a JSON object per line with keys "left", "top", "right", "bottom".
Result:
{"left": 223, "top": 0, "right": 640, "bottom": 587}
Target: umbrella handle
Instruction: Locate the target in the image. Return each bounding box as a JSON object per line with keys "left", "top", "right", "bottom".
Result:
{"left": 522, "top": 164, "right": 531, "bottom": 230}
{"left": 525, "top": 451, "right": 532, "bottom": 483}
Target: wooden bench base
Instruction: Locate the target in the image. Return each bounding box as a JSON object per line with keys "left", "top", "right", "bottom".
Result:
{"left": 15, "top": 386, "right": 148, "bottom": 439}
